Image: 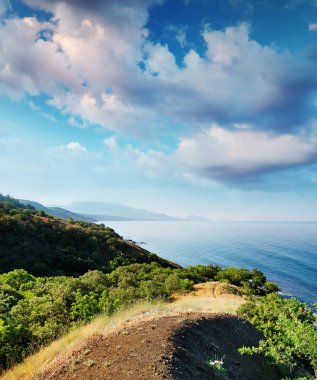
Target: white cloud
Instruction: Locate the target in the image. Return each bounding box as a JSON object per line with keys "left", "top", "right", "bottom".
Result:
{"left": 308, "top": 22, "right": 317, "bottom": 31}
{"left": 176, "top": 124, "right": 317, "bottom": 181}
{"left": 49, "top": 141, "right": 87, "bottom": 155}
{"left": 0, "top": 0, "right": 316, "bottom": 174}
{"left": 103, "top": 135, "right": 119, "bottom": 153}
{"left": 126, "top": 146, "right": 174, "bottom": 178}
{"left": 27, "top": 100, "right": 56, "bottom": 122}
{"left": 0, "top": 16, "right": 79, "bottom": 99}
{"left": 143, "top": 43, "right": 179, "bottom": 78}
{"left": 0, "top": 0, "right": 10, "bottom": 18}
{"left": 67, "top": 116, "right": 86, "bottom": 129}
{"left": 65, "top": 142, "right": 87, "bottom": 152}
{"left": 1, "top": 3, "right": 314, "bottom": 137}
{"left": 41, "top": 112, "right": 56, "bottom": 122}
{"left": 46, "top": 141, "right": 99, "bottom": 173}
{"left": 0, "top": 4, "right": 5, "bottom": 16}
{"left": 143, "top": 23, "right": 316, "bottom": 131}
{"left": 0, "top": 1, "right": 157, "bottom": 129}
{"left": 166, "top": 24, "right": 188, "bottom": 48}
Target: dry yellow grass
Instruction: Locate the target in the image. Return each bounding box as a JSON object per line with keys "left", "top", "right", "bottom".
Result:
{"left": 168, "top": 281, "right": 245, "bottom": 313}
{"left": 1, "top": 282, "right": 246, "bottom": 380}
{"left": 1, "top": 302, "right": 164, "bottom": 380}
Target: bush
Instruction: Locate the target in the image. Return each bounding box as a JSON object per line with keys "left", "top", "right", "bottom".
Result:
{"left": 215, "top": 267, "right": 252, "bottom": 286}
{"left": 99, "top": 290, "right": 120, "bottom": 315}
{"left": 215, "top": 267, "right": 277, "bottom": 295}
{"left": 8, "top": 209, "right": 20, "bottom": 216}
{"left": 237, "top": 293, "right": 317, "bottom": 377}
{"left": 71, "top": 290, "right": 101, "bottom": 322}
{"left": 0, "top": 320, "right": 33, "bottom": 371}
{"left": 0, "top": 269, "right": 35, "bottom": 291}
{"left": 165, "top": 274, "right": 194, "bottom": 294}
{"left": 181, "top": 264, "right": 221, "bottom": 283}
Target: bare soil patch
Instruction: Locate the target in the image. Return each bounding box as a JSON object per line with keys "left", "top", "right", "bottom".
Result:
{"left": 42, "top": 313, "right": 279, "bottom": 380}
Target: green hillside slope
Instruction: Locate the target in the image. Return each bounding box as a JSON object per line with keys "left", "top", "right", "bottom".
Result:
{"left": 0, "top": 195, "right": 177, "bottom": 277}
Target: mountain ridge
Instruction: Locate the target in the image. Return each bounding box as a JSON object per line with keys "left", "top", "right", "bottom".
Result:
{"left": 19, "top": 199, "right": 96, "bottom": 222}
{"left": 19, "top": 199, "right": 208, "bottom": 222}
{"left": 58, "top": 201, "right": 181, "bottom": 221}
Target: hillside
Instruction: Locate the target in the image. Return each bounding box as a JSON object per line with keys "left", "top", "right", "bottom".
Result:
{"left": 4, "top": 285, "right": 316, "bottom": 380}
{"left": 0, "top": 196, "right": 177, "bottom": 276}
{"left": 19, "top": 199, "right": 96, "bottom": 222}
{"left": 1, "top": 195, "right": 316, "bottom": 379}
{"left": 1, "top": 284, "right": 277, "bottom": 380}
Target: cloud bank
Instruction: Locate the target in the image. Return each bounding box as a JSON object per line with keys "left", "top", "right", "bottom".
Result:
{"left": 176, "top": 124, "right": 317, "bottom": 183}
{"left": 1, "top": 0, "right": 317, "bottom": 187}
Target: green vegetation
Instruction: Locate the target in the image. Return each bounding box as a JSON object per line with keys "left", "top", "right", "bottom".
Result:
{"left": 0, "top": 262, "right": 276, "bottom": 371}
{"left": 0, "top": 195, "right": 174, "bottom": 276}
{"left": 238, "top": 294, "right": 317, "bottom": 378}
{"left": 208, "top": 357, "right": 227, "bottom": 377}
{"left": 214, "top": 267, "right": 279, "bottom": 295}
{"left": 0, "top": 195, "right": 33, "bottom": 213}
{"left": 2, "top": 194, "right": 316, "bottom": 379}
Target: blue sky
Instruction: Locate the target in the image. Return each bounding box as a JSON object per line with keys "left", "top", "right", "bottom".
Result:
{"left": 1, "top": 0, "right": 317, "bottom": 220}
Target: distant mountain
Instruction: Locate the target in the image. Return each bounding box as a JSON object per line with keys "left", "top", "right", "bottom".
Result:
{"left": 19, "top": 199, "right": 208, "bottom": 222}
{"left": 19, "top": 199, "right": 96, "bottom": 222}
{"left": 61, "top": 201, "right": 180, "bottom": 221}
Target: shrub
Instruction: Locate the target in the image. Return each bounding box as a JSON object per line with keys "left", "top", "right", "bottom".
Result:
{"left": 0, "top": 320, "right": 33, "bottom": 371}
{"left": 70, "top": 290, "right": 101, "bottom": 323}
{"left": 215, "top": 267, "right": 252, "bottom": 286}
{"left": 238, "top": 293, "right": 317, "bottom": 377}
{"left": 139, "top": 280, "right": 167, "bottom": 300}
{"left": 0, "top": 269, "right": 35, "bottom": 291}
{"left": 215, "top": 267, "right": 277, "bottom": 295}
{"left": 181, "top": 264, "right": 221, "bottom": 283}
{"left": 99, "top": 290, "right": 120, "bottom": 315}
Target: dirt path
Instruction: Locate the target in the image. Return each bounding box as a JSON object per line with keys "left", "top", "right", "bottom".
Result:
{"left": 40, "top": 312, "right": 279, "bottom": 380}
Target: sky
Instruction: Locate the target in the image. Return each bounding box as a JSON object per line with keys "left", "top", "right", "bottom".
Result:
{"left": 1, "top": 0, "right": 317, "bottom": 221}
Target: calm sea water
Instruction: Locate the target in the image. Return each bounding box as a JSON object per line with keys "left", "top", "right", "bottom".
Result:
{"left": 102, "top": 221, "right": 317, "bottom": 304}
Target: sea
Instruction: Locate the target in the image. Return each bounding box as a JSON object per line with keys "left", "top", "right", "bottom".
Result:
{"left": 102, "top": 221, "right": 317, "bottom": 304}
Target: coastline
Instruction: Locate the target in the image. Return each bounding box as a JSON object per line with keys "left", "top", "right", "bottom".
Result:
{"left": 101, "top": 220, "right": 317, "bottom": 304}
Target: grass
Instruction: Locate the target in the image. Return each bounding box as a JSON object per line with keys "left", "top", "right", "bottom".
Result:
{"left": 168, "top": 282, "right": 246, "bottom": 313}
{"left": 208, "top": 357, "right": 227, "bottom": 378}
{"left": 1, "top": 302, "right": 165, "bottom": 380}
{"left": 1, "top": 282, "right": 245, "bottom": 380}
